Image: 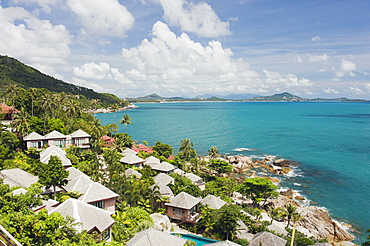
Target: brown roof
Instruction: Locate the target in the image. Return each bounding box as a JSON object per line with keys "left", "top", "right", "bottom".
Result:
{"left": 0, "top": 103, "right": 20, "bottom": 114}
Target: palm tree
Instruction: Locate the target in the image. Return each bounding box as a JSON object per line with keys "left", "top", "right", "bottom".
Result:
{"left": 179, "top": 138, "right": 196, "bottom": 161}
{"left": 28, "top": 87, "right": 38, "bottom": 117}
{"left": 290, "top": 212, "right": 303, "bottom": 246}
{"left": 120, "top": 114, "right": 133, "bottom": 133}
{"left": 3, "top": 84, "right": 19, "bottom": 120}
{"left": 267, "top": 206, "right": 285, "bottom": 223}
{"left": 208, "top": 146, "right": 219, "bottom": 159}
{"left": 282, "top": 203, "right": 299, "bottom": 228}
{"left": 91, "top": 99, "right": 100, "bottom": 111}
{"left": 11, "top": 108, "right": 30, "bottom": 137}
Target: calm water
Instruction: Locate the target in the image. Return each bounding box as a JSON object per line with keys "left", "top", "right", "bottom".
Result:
{"left": 96, "top": 102, "right": 370, "bottom": 243}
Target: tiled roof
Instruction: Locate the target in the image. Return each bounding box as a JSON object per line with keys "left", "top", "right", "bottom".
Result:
{"left": 150, "top": 183, "right": 173, "bottom": 197}
{"left": 40, "top": 151, "right": 72, "bottom": 167}
{"left": 132, "top": 144, "right": 154, "bottom": 153}
{"left": 153, "top": 173, "right": 174, "bottom": 185}
{"left": 40, "top": 145, "right": 66, "bottom": 156}
{"left": 127, "top": 228, "right": 186, "bottom": 246}
{"left": 78, "top": 182, "right": 119, "bottom": 203}
{"left": 184, "top": 173, "right": 202, "bottom": 182}
{"left": 123, "top": 168, "right": 142, "bottom": 178}
{"left": 165, "top": 192, "right": 201, "bottom": 209}
{"left": 249, "top": 231, "right": 287, "bottom": 246}
{"left": 122, "top": 148, "right": 137, "bottom": 156}
{"left": 0, "top": 103, "right": 20, "bottom": 114}
{"left": 0, "top": 168, "right": 38, "bottom": 188}
{"left": 201, "top": 195, "right": 227, "bottom": 209}
{"left": 144, "top": 156, "right": 160, "bottom": 165}
{"left": 44, "top": 130, "right": 66, "bottom": 139}
{"left": 66, "top": 167, "right": 90, "bottom": 181}
{"left": 70, "top": 129, "right": 91, "bottom": 138}
{"left": 120, "top": 154, "right": 144, "bottom": 165}
{"left": 49, "top": 198, "right": 114, "bottom": 233}
{"left": 64, "top": 175, "right": 94, "bottom": 192}
{"left": 23, "top": 132, "right": 44, "bottom": 141}
{"left": 149, "top": 162, "right": 176, "bottom": 172}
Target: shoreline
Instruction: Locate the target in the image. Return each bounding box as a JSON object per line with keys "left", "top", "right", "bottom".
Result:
{"left": 84, "top": 104, "right": 138, "bottom": 114}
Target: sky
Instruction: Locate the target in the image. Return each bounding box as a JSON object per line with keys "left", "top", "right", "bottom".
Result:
{"left": 1, "top": 0, "right": 370, "bottom": 99}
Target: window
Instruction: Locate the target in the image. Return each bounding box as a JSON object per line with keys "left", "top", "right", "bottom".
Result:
{"left": 102, "top": 228, "right": 110, "bottom": 241}
{"left": 75, "top": 138, "right": 87, "bottom": 145}
{"left": 93, "top": 200, "right": 105, "bottom": 209}
{"left": 53, "top": 139, "right": 64, "bottom": 147}
{"left": 173, "top": 207, "right": 184, "bottom": 217}
{"left": 30, "top": 141, "right": 42, "bottom": 148}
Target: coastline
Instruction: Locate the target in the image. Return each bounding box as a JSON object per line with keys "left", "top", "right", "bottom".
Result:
{"left": 84, "top": 104, "right": 138, "bottom": 114}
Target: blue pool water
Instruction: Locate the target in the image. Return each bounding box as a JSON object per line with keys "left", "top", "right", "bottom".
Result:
{"left": 172, "top": 233, "right": 219, "bottom": 245}
{"left": 96, "top": 102, "right": 370, "bottom": 243}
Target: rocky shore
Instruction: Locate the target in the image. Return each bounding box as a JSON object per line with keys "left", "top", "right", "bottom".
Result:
{"left": 222, "top": 153, "right": 356, "bottom": 245}
{"left": 84, "top": 104, "right": 138, "bottom": 114}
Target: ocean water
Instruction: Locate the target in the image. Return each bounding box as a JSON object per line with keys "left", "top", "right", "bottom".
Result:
{"left": 96, "top": 102, "right": 370, "bottom": 243}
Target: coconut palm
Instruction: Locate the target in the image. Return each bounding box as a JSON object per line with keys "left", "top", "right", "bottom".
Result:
{"left": 267, "top": 206, "right": 285, "bottom": 223}
{"left": 282, "top": 203, "right": 299, "bottom": 228}
{"left": 208, "top": 146, "right": 219, "bottom": 159}
{"left": 11, "top": 108, "right": 30, "bottom": 137}
{"left": 28, "top": 87, "right": 38, "bottom": 117}
{"left": 179, "top": 138, "right": 196, "bottom": 161}
{"left": 120, "top": 114, "right": 133, "bottom": 133}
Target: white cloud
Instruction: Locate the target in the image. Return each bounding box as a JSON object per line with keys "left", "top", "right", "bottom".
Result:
{"left": 66, "top": 0, "right": 134, "bottom": 37}
{"left": 307, "top": 53, "right": 329, "bottom": 63}
{"left": 119, "top": 21, "right": 313, "bottom": 96}
{"left": 154, "top": 0, "right": 231, "bottom": 38}
{"left": 311, "top": 36, "right": 321, "bottom": 42}
{"left": 348, "top": 86, "right": 363, "bottom": 95}
{"left": 364, "top": 83, "right": 370, "bottom": 91}
{"left": 73, "top": 62, "right": 133, "bottom": 85}
{"left": 304, "top": 89, "right": 313, "bottom": 95}
{"left": 0, "top": 6, "right": 71, "bottom": 75}
{"left": 323, "top": 87, "right": 339, "bottom": 94}
{"left": 10, "top": 0, "right": 57, "bottom": 13}
{"left": 335, "top": 59, "right": 357, "bottom": 78}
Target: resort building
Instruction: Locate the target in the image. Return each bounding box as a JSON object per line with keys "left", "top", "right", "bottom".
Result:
{"left": 40, "top": 145, "right": 72, "bottom": 168}
{"left": 184, "top": 173, "right": 205, "bottom": 190}
{"left": 201, "top": 195, "right": 227, "bottom": 209}
{"left": 249, "top": 231, "right": 287, "bottom": 246}
{"left": 153, "top": 173, "right": 174, "bottom": 186}
{"left": 0, "top": 168, "right": 38, "bottom": 188}
{"left": 165, "top": 192, "right": 201, "bottom": 224}
{"left": 23, "top": 129, "right": 91, "bottom": 150}
{"left": 120, "top": 154, "right": 145, "bottom": 168}
{"left": 49, "top": 198, "right": 114, "bottom": 242}
{"left": 0, "top": 103, "right": 20, "bottom": 120}
{"left": 123, "top": 168, "right": 142, "bottom": 179}
{"left": 127, "top": 228, "right": 187, "bottom": 246}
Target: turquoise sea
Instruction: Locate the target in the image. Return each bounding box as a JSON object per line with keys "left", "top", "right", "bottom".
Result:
{"left": 96, "top": 102, "right": 370, "bottom": 243}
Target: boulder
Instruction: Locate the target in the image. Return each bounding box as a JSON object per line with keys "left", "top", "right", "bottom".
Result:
{"left": 279, "top": 167, "right": 292, "bottom": 175}
{"left": 295, "top": 196, "right": 305, "bottom": 201}
{"left": 280, "top": 189, "right": 294, "bottom": 199}
{"left": 266, "top": 176, "right": 280, "bottom": 183}
{"left": 273, "top": 159, "right": 291, "bottom": 167}
{"left": 297, "top": 206, "right": 355, "bottom": 242}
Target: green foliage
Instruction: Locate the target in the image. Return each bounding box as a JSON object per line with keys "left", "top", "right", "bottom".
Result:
{"left": 233, "top": 238, "right": 250, "bottom": 246}
{"left": 152, "top": 141, "right": 173, "bottom": 158}
{"left": 179, "top": 138, "right": 196, "bottom": 161}
{"left": 285, "top": 228, "right": 315, "bottom": 246}
{"left": 363, "top": 229, "right": 370, "bottom": 246}
{"left": 208, "top": 146, "right": 219, "bottom": 159}
{"left": 208, "top": 159, "right": 232, "bottom": 176}
{"left": 0, "top": 131, "right": 20, "bottom": 150}
{"left": 203, "top": 176, "right": 236, "bottom": 199}
{"left": 237, "top": 177, "right": 279, "bottom": 207}
{"left": 112, "top": 206, "right": 153, "bottom": 243}
{"left": 169, "top": 173, "right": 202, "bottom": 197}
{"left": 38, "top": 155, "right": 68, "bottom": 199}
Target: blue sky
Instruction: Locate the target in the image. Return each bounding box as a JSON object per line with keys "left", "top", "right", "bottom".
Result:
{"left": 1, "top": 0, "right": 370, "bottom": 99}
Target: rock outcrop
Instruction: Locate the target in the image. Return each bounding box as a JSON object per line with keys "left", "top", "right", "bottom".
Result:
{"left": 297, "top": 206, "right": 355, "bottom": 242}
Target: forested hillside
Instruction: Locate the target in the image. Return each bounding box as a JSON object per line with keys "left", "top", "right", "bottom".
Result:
{"left": 0, "top": 55, "right": 122, "bottom": 105}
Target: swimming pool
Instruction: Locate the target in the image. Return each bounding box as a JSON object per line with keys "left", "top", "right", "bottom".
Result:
{"left": 173, "top": 233, "right": 219, "bottom": 246}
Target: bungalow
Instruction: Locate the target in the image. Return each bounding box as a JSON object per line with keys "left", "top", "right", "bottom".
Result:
{"left": 0, "top": 168, "right": 38, "bottom": 188}
{"left": 144, "top": 156, "right": 160, "bottom": 165}
{"left": 201, "top": 195, "right": 227, "bottom": 209}
{"left": 120, "top": 154, "right": 145, "bottom": 168}
{"left": 23, "top": 129, "right": 91, "bottom": 150}
{"left": 184, "top": 173, "right": 205, "bottom": 190}
{"left": 0, "top": 103, "right": 20, "bottom": 120}
{"left": 148, "top": 161, "right": 176, "bottom": 174}
{"left": 153, "top": 173, "right": 174, "bottom": 186}
{"left": 100, "top": 135, "right": 115, "bottom": 147}
{"left": 40, "top": 145, "right": 72, "bottom": 168}
{"left": 50, "top": 198, "right": 114, "bottom": 242}
{"left": 123, "top": 168, "right": 142, "bottom": 179}
{"left": 165, "top": 192, "right": 201, "bottom": 224}
{"left": 127, "top": 228, "right": 187, "bottom": 246}
{"left": 150, "top": 182, "right": 174, "bottom": 198}
{"left": 64, "top": 175, "right": 119, "bottom": 213}
{"left": 249, "top": 231, "right": 287, "bottom": 246}
{"left": 132, "top": 144, "right": 154, "bottom": 153}
{"left": 122, "top": 148, "right": 137, "bottom": 156}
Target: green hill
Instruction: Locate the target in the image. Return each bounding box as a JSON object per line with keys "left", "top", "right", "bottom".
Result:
{"left": 0, "top": 55, "right": 123, "bottom": 104}
{"left": 251, "top": 92, "right": 305, "bottom": 101}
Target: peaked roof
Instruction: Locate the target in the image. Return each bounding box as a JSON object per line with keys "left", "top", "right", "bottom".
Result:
{"left": 50, "top": 198, "right": 114, "bottom": 233}
{"left": 165, "top": 192, "right": 201, "bottom": 209}
{"left": 249, "top": 231, "right": 287, "bottom": 246}
{"left": 66, "top": 167, "right": 90, "bottom": 181}
{"left": 64, "top": 175, "right": 94, "bottom": 192}
{"left": 201, "top": 195, "right": 227, "bottom": 209}
{"left": 23, "top": 131, "right": 44, "bottom": 141}
{"left": 120, "top": 154, "right": 144, "bottom": 165}
{"left": 173, "top": 168, "right": 185, "bottom": 176}
{"left": 70, "top": 129, "right": 91, "bottom": 138}
{"left": 12, "top": 188, "right": 27, "bottom": 195}
{"left": 153, "top": 173, "right": 174, "bottom": 185}
{"left": 0, "top": 103, "right": 20, "bottom": 114}
{"left": 0, "top": 168, "right": 38, "bottom": 188}
{"left": 150, "top": 183, "right": 174, "bottom": 197}
{"left": 184, "top": 173, "right": 202, "bottom": 182}
{"left": 145, "top": 156, "right": 160, "bottom": 165}
{"left": 78, "top": 182, "right": 119, "bottom": 203}
{"left": 40, "top": 151, "right": 72, "bottom": 167}
{"left": 40, "top": 145, "right": 66, "bottom": 157}
{"left": 123, "top": 168, "right": 142, "bottom": 178}
{"left": 122, "top": 148, "right": 137, "bottom": 156}
{"left": 44, "top": 130, "right": 66, "bottom": 139}
{"left": 149, "top": 162, "right": 176, "bottom": 172}
{"left": 132, "top": 144, "right": 154, "bottom": 153}
{"left": 127, "top": 228, "right": 187, "bottom": 246}
{"left": 204, "top": 241, "right": 241, "bottom": 246}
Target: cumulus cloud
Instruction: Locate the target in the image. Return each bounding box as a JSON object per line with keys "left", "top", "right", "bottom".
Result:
{"left": 118, "top": 21, "right": 312, "bottom": 95}
{"left": 364, "top": 83, "right": 370, "bottom": 91}
{"left": 73, "top": 62, "right": 132, "bottom": 85}
{"left": 323, "top": 87, "right": 339, "bottom": 94}
{"left": 311, "top": 36, "right": 321, "bottom": 42}
{"left": 348, "top": 86, "right": 363, "bottom": 95}
{"left": 335, "top": 59, "right": 357, "bottom": 78}
{"left": 0, "top": 6, "right": 71, "bottom": 75}
{"left": 66, "top": 0, "right": 134, "bottom": 37}
{"left": 307, "top": 53, "right": 329, "bottom": 63}
{"left": 154, "top": 0, "right": 231, "bottom": 38}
